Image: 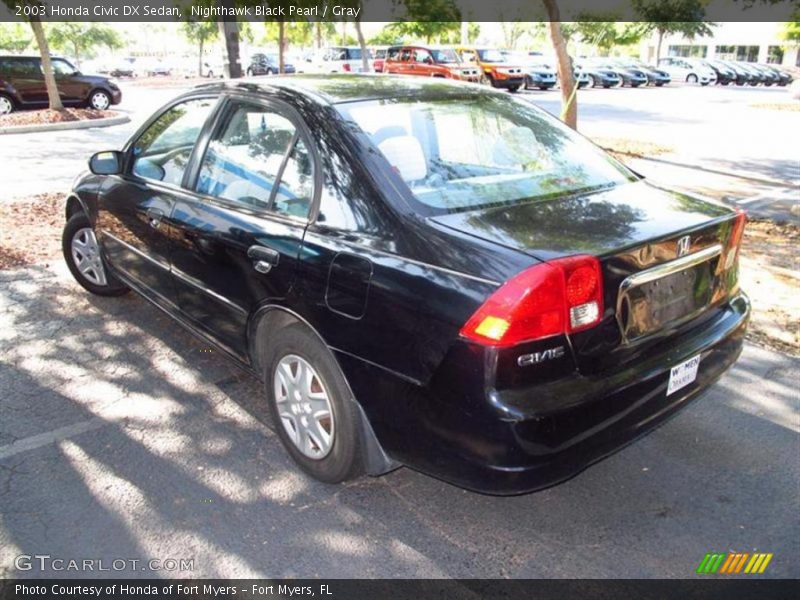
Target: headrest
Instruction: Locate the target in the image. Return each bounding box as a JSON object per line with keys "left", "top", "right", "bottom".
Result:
{"left": 377, "top": 135, "right": 427, "bottom": 182}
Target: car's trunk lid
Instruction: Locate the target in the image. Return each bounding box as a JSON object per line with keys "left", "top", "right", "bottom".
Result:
{"left": 431, "top": 181, "right": 740, "bottom": 373}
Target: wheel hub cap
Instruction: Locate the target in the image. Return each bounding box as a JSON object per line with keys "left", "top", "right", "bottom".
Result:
{"left": 274, "top": 355, "right": 334, "bottom": 459}
{"left": 71, "top": 227, "right": 107, "bottom": 286}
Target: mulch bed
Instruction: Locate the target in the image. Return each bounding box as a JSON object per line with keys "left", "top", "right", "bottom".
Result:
{"left": 0, "top": 108, "right": 118, "bottom": 128}
{"left": 593, "top": 137, "right": 675, "bottom": 160}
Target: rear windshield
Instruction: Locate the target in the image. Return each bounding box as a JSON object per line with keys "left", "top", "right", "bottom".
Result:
{"left": 339, "top": 95, "right": 634, "bottom": 215}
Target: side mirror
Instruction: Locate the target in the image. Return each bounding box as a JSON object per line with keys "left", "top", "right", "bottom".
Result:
{"left": 89, "top": 151, "right": 123, "bottom": 175}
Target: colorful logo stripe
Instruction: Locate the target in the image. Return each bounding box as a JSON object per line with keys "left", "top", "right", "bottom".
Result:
{"left": 697, "top": 552, "right": 773, "bottom": 574}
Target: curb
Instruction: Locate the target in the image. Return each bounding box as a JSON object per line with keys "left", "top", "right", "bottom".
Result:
{"left": 626, "top": 155, "right": 797, "bottom": 188}
{"left": 0, "top": 114, "right": 130, "bottom": 135}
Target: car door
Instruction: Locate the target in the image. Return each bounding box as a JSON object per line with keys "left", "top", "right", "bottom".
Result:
{"left": 95, "top": 96, "right": 219, "bottom": 307}
{"left": 168, "top": 95, "right": 318, "bottom": 360}
{"left": 7, "top": 57, "right": 46, "bottom": 106}
{"left": 49, "top": 58, "right": 83, "bottom": 104}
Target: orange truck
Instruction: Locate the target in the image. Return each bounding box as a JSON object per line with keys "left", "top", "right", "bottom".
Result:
{"left": 455, "top": 47, "right": 525, "bottom": 92}
{"left": 383, "top": 46, "right": 480, "bottom": 82}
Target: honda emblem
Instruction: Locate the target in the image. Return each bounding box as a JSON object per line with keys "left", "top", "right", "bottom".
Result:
{"left": 676, "top": 236, "right": 691, "bottom": 257}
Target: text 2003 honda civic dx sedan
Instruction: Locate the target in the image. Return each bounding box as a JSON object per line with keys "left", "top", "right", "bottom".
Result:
{"left": 62, "top": 75, "right": 749, "bottom": 494}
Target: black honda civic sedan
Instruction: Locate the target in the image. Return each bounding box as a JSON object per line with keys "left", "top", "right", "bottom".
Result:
{"left": 62, "top": 75, "right": 749, "bottom": 494}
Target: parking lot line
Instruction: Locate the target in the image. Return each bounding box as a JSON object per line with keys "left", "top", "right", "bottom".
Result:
{"left": 0, "top": 417, "right": 107, "bottom": 460}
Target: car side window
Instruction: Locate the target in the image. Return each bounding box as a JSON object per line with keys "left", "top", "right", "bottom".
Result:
{"left": 5, "top": 58, "right": 40, "bottom": 78}
{"left": 131, "top": 98, "right": 216, "bottom": 186}
{"left": 51, "top": 59, "right": 77, "bottom": 77}
{"left": 195, "top": 102, "right": 314, "bottom": 219}
{"left": 414, "top": 49, "right": 432, "bottom": 64}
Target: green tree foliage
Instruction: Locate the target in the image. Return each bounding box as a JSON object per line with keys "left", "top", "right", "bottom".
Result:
{"left": 182, "top": 21, "right": 218, "bottom": 76}
{"left": 632, "top": 0, "right": 716, "bottom": 60}
{"left": 573, "top": 21, "right": 644, "bottom": 55}
{"left": 781, "top": 21, "right": 800, "bottom": 43}
{"left": 47, "top": 22, "right": 123, "bottom": 66}
{"left": 0, "top": 23, "right": 31, "bottom": 52}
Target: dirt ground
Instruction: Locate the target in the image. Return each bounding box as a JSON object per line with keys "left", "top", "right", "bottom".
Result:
{"left": 1, "top": 193, "right": 796, "bottom": 356}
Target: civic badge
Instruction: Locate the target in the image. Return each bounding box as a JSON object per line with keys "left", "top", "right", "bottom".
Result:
{"left": 676, "top": 235, "right": 691, "bottom": 257}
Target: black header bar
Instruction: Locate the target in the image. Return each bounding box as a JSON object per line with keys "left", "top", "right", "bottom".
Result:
{"left": 0, "top": 0, "right": 797, "bottom": 23}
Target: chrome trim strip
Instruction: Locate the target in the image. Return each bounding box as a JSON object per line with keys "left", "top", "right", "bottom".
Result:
{"left": 102, "top": 231, "right": 170, "bottom": 271}
{"left": 616, "top": 244, "right": 723, "bottom": 343}
{"left": 620, "top": 244, "right": 722, "bottom": 291}
{"left": 170, "top": 267, "right": 249, "bottom": 316}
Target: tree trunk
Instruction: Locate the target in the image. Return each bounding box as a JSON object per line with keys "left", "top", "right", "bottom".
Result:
{"left": 656, "top": 30, "right": 664, "bottom": 62}
{"left": 198, "top": 38, "right": 204, "bottom": 77}
{"left": 354, "top": 18, "right": 369, "bottom": 72}
{"left": 217, "top": 0, "right": 242, "bottom": 79}
{"left": 316, "top": 22, "right": 322, "bottom": 49}
{"left": 29, "top": 17, "right": 62, "bottom": 110}
{"left": 278, "top": 20, "right": 285, "bottom": 74}
{"left": 542, "top": 0, "right": 577, "bottom": 129}
{"left": 460, "top": 21, "right": 468, "bottom": 45}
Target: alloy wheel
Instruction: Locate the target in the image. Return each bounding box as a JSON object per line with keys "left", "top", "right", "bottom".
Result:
{"left": 274, "top": 354, "right": 335, "bottom": 459}
{"left": 71, "top": 228, "right": 107, "bottom": 286}
{"left": 0, "top": 96, "right": 13, "bottom": 115}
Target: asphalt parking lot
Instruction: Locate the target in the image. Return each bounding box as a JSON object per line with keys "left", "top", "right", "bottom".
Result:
{"left": 0, "top": 263, "right": 798, "bottom": 578}
{"left": 0, "top": 78, "right": 798, "bottom": 579}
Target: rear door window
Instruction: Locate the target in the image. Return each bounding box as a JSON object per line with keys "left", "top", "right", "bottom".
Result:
{"left": 3, "top": 58, "right": 41, "bottom": 78}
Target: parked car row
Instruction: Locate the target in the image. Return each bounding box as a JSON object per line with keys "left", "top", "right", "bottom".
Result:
{"left": 657, "top": 56, "right": 793, "bottom": 87}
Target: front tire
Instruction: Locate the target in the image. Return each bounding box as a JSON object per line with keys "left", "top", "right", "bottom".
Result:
{"left": 687, "top": 74, "right": 698, "bottom": 84}
{"left": 264, "top": 323, "right": 363, "bottom": 484}
{"left": 88, "top": 90, "right": 111, "bottom": 110}
{"left": 507, "top": 85, "right": 520, "bottom": 93}
{"left": 62, "top": 213, "right": 129, "bottom": 296}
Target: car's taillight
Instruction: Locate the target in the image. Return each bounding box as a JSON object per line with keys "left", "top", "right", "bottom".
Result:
{"left": 723, "top": 209, "right": 746, "bottom": 271}
{"left": 460, "top": 256, "right": 604, "bottom": 347}
{"left": 342, "top": 63, "right": 351, "bottom": 72}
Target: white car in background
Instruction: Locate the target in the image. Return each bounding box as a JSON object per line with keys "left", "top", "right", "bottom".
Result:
{"left": 302, "top": 46, "right": 372, "bottom": 74}
{"left": 657, "top": 57, "right": 717, "bottom": 85}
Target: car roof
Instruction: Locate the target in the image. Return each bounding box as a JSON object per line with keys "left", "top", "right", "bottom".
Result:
{"left": 196, "top": 74, "right": 494, "bottom": 105}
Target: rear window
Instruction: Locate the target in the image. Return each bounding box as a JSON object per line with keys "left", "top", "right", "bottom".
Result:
{"left": 0, "top": 57, "right": 40, "bottom": 78}
{"left": 339, "top": 95, "right": 635, "bottom": 215}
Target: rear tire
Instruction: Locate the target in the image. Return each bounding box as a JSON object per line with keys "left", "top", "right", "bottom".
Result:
{"left": 264, "top": 323, "right": 363, "bottom": 484}
{"left": 507, "top": 85, "right": 520, "bottom": 93}
{"left": 687, "top": 74, "right": 698, "bottom": 84}
{"left": 62, "top": 213, "right": 129, "bottom": 297}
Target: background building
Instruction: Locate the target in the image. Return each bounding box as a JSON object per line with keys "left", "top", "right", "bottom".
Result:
{"left": 640, "top": 22, "right": 799, "bottom": 67}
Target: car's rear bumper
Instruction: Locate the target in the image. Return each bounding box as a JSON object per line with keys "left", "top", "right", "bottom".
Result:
{"left": 110, "top": 89, "right": 122, "bottom": 105}
{"left": 344, "top": 294, "right": 749, "bottom": 495}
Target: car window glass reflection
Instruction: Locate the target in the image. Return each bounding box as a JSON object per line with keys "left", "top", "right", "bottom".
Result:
{"left": 196, "top": 103, "right": 312, "bottom": 218}
{"left": 131, "top": 98, "right": 215, "bottom": 186}
{"left": 342, "top": 97, "right": 634, "bottom": 214}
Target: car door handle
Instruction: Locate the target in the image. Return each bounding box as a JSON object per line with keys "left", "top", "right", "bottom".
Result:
{"left": 146, "top": 207, "right": 164, "bottom": 229}
{"left": 247, "top": 244, "right": 280, "bottom": 274}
